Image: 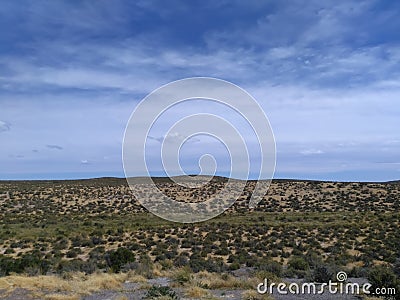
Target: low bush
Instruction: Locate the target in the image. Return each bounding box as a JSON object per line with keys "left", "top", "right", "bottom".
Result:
{"left": 257, "top": 258, "right": 283, "bottom": 277}
{"left": 368, "top": 265, "right": 400, "bottom": 300}
{"left": 309, "top": 265, "right": 334, "bottom": 283}
{"left": 172, "top": 267, "right": 192, "bottom": 285}
{"left": 288, "top": 257, "right": 309, "bottom": 271}
{"left": 144, "top": 285, "right": 179, "bottom": 299}
{"left": 104, "top": 247, "right": 135, "bottom": 273}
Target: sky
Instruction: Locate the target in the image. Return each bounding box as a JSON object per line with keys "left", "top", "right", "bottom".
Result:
{"left": 0, "top": 0, "right": 399, "bottom": 181}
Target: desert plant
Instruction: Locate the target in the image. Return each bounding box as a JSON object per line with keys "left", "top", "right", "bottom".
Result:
{"left": 105, "top": 247, "right": 135, "bottom": 273}
{"left": 368, "top": 265, "right": 400, "bottom": 300}
{"left": 144, "top": 285, "right": 179, "bottom": 299}
{"left": 310, "top": 265, "right": 334, "bottom": 283}
{"left": 173, "top": 255, "right": 189, "bottom": 268}
{"left": 172, "top": 267, "right": 192, "bottom": 285}
{"left": 257, "top": 258, "right": 283, "bottom": 277}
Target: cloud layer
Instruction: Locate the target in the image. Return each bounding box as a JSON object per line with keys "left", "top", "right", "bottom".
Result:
{"left": 0, "top": 0, "right": 399, "bottom": 181}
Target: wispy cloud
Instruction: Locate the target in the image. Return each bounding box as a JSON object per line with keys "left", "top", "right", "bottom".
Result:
{"left": 46, "top": 145, "right": 63, "bottom": 150}
{"left": 0, "top": 121, "right": 10, "bottom": 132}
{"left": 300, "top": 149, "right": 324, "bottom": 155}
{"left": 148, "top": 132, "right": 200, "bottom": 144}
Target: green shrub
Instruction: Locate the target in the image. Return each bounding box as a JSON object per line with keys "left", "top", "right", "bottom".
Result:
{"left": 144, "top": 285, "right": 179, "bottom": 299}
{"left": 132, "top": 254, "right": 154, "bottom": 279}
{"left": 229, "top": 261, "right": 241, "bottom": 271}
{"left": 368, "top": 265, "right": 400, "bottom": 300}
{"left": 204, "top": 257, "right": 227, "bottom": 273}
{"left": 394, "top": 259, "right": 400, "bottom": 277}
{"left": 173, "top": 267, "right": 192, "bottom": 285}
{"left": 257, "top": 258, "right": 283, "bottom": 277}
{"left": 286, "top": 256, "right": 309, "bottom": 278}
{"left": 66, "top": 248, "right": 81, "bottom": 258}
{"left": 189, "top": 255, "right": 207, "bottom": 273}
{"left": 20, "top": 251, "right": 50, "bottom": 275}
{"left": 348, "top": 266, "right": 368, "bottom": 278}
{"left": 173, "top": 255, "right": 189, "bottom": 267}
{"left": 105, "top": 247, "right": 135, "bottom": 273}
{"left": 288, "top": 257, "right": 309, "bottom": 271}
{"left": 0, "top": 255, "right": 21, "bottom": 275}
{"left": 310, "top": 265, "right": 334, "bottom": 283}
{"left": 56, "top": 259, "right": 97, "bottom": 274}
{"left": 4, "top": 248, "right": 15, "bottom": 254}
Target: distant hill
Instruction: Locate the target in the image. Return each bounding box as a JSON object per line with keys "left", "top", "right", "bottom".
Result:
{"left": 0, "top": 175, "right": 399, "bottom": 185}
{"left": 387, "top": 179, "right": 400, "bottom": 184}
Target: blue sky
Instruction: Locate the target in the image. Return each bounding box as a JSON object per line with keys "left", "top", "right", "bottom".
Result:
{"left": 0, "top": 0, "right": 399, "bottom": 181}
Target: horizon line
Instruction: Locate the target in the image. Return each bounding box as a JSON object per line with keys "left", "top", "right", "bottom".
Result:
{"left": 0, "top": 175, "right": 398, "bottom": 184}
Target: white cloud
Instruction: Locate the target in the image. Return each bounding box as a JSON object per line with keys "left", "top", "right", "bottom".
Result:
{"left": 0, "top": 121, "right": 10, "bottom": 132}
{"left": 300, "top": 149, "right": 324, "bottom": 155}
{"left": 148, "top": 132, "right": 200, "bottom": 144}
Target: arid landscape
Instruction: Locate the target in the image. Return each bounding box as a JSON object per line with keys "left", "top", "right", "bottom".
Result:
{"left": 0, "top": 177, "right": 399, "bottom": 299}
{"left": 2, "top": 0, "right": 400, "bottom": 299}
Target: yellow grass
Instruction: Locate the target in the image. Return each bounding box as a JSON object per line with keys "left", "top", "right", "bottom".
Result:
{"left": 0, "top": 272, "right": 146, "bottom": 296}
{"left": 185, "top": 285, "right": 210, "bottom": 298}
{"left": 114, "top": 296, "right": 129, "bottom": 300}
{"left": 44, "top": 294, "right": 80, "bottom": 300}
{"left": 153, "top": 262, "right": 168, "bottom": 277}
{"left": 242, "top": 289, "right": 273, "bottom": 300}
{"left": 190, "top": 271, "right": 256, "bottom": 290}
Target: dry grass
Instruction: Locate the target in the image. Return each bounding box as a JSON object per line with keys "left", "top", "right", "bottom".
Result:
{"left": 153, "top": 262, "right": 169, "bottom": 277}
{"left": 190, "top": 271, "right": 256, "bottom": 290}
{"left": 44, "top": 294, "right": 80, "bottom": 300}
{"left": 114, "top": 296, "right": 129, "bottom": 300}
{"left": 185, "top": 285, "right": 211, "bottom": 298}
{"left": 124, "top": 271, "right": 148, "bottom": 284}
{"left": 0, "top": 272, "right": 146, "bottom": 296}
{"left": 242, "top": 289, "right": 273, "bottom": 300}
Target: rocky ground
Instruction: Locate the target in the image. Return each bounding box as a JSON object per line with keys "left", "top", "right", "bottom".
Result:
{"left": 0, "top": 275, "right": 370, "bottom": 299}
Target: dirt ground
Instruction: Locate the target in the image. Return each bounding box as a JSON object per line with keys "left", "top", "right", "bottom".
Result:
{"left": 0, "top": 277, "right": 367, "bottom": 299}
